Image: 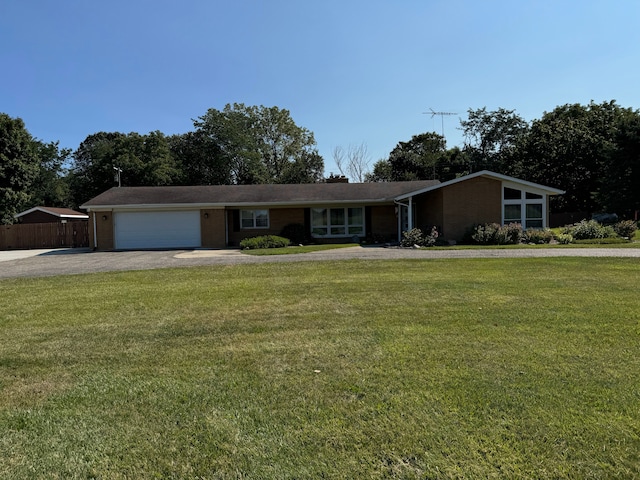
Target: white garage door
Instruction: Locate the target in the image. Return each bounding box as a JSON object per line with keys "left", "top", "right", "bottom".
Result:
{"left": 114, "top": 211, "right": 201, "bottom": 249}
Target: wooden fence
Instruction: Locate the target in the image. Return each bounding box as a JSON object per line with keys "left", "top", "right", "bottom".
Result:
{"left": 0, "top": 221, "right": 89, "bottom": 250}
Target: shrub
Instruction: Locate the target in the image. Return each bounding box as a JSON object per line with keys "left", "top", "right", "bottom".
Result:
{"left": 240, "top": 235, "right": 290, "bottom": 250}
{"left": 555, "top": 233, "right": 574, "bottom": 244}
{"left": 280, "top": 223, "right": 309, "bottom": 245}
{"left": 470, "top": 223, "right": 523, "bottom": 245}
{"left": 524, "top": 228, "right": 554, "bottom": 244}
{"left": 563, "top": 219, "right": 609, "bottom": 240}
{"left": 400, "top": 226, "right": 439, "bottom": 247}
{"left": 613, "top": 220, "right": 638, "bottom": 239}
{"left": 470, "top": 223, "right": 500, "bottom": 245}
{"left": 423, "top": 226, "right": 439, "bottom": 247}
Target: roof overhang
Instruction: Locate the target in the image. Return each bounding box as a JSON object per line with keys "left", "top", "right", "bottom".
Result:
{"left": 394, "top": 170, "right": 565, "bottom": 201}
{"left": 81, "top": 198, "right": 397, "bottom": 211}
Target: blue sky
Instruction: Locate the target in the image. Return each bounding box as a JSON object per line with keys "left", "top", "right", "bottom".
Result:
{"left": 2, "top": 0, "right": 639, "bottom": 177}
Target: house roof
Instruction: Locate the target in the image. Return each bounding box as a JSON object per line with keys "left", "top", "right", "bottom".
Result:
{"left": 80, "top": 180, "right": 441, "bottom": 209}
{"left": 394, "top": 170, "right": 565, "bottom": 200}
{"left": 80, "top": 171, "right": 564, "bottom": 211}
{"left": 14, "top": 206, "right": 89, "bottom": 219}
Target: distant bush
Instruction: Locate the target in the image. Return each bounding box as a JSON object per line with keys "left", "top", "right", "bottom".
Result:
{"left": 524, "top": 228, "right": 554, "bottom": 244}
{"left": 400, "top": 227, "right": 439, "bottom": 247}
{"left": 280, "top": 223, "right": 309, "bottom": 245}
{"left": 562, "top": 219, "right": 609, "bottom": 240}
{"left": 240, "top": 235, "right": 290, "bottom": 250}
{"left": 469, "top": 223, "right": 523, "bottom": 245}
{"left": 613, "top": 220, "right": 638, "bottom": 239}
{"left": 555, "top": 233, "right": 574, "bottom": 244}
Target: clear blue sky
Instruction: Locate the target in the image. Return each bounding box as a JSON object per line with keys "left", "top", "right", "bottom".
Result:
{"left": 2, "top": 0, "right": 639, "bottom": 178}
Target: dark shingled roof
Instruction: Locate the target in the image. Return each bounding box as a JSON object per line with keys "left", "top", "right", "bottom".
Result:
{"left": 15, "top": 206, "right": 89, "bottom": 218}
{"left": 81, "top": 180, "right": 441, "bottom": 208}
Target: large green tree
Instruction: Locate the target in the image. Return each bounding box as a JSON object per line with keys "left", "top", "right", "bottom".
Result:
{"left": 0, "top": 113, "right": 40, "bottom": 224}
{"left": 514, "top": 101, "right": 631, "bottom": 213}
{"left": 460, "top": 107, "right": 529, "bottom": 174}
{"left": 365, "top": 132, "right": 467, "bottom": 182}
{"left": 168, "top": 131, "right": 230, "bottom": 185}
{"left": 29, "top": 141, "right": 72, "bottom": 208}
{"left": 594, "top": 107, "right": 640, "bottom": 218}
{"left": 193, "top": 104, "right": 324, "bottom": 184}
{"left": 69, "top": 131, "right": 179, "bottom": 207}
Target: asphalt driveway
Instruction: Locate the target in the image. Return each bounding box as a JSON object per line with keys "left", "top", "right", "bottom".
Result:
{"left": 1, "top": 245, "right": 639, "bottom": 279}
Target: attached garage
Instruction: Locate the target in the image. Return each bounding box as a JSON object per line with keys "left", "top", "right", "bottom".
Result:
{"left": 114, "top": 210, "right": 201, "bottom": 249}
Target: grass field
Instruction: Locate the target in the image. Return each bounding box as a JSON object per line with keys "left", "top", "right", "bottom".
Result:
{"left": 1, "top": 258, "right": 639, "bottom": 478}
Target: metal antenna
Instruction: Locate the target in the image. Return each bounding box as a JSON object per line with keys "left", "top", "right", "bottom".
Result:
{"left": 423, "top": 108, "right": 458, "bottom": 138}
{"left": 113, "top": 166, "right": 122, "bottom": 187}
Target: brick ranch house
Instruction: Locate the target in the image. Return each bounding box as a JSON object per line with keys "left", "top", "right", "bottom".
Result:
{"left": 80, "top": 170, "right": 564, "bottom": 250}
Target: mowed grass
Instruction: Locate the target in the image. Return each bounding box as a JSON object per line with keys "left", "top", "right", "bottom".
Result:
{"left": 1, "top": 259, "right": 639, "bottom": 479}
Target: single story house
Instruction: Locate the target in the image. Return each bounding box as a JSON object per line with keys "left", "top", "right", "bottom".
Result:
{"left": 14, "top": 206, "right": 89, "bottom": 224}
{"left": 80, "top": 170, "right": 564, "bottom": 250}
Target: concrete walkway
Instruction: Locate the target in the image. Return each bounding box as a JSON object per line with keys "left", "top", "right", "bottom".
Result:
{"left": 0, "top": 245, "right": 639, "bottom": 279}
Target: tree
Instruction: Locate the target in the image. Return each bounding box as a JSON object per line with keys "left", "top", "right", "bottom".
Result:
{"left": 364, "top": 158, "right": 393, "bottom": 182}
{"left": 193, "top": 104, "right": 324, "bottom": 184}
{"left": 168, "top": 131, "right": 230, "bottom": 185}
{"left": 29, "top": 141, "right": 72, "bottom": 208}
{"left": 69, "top": 131, "right": 180, "bottom": 207}
{"left": 460, "top": 107, "right": 529, "bottom": 173}
{"left": 373, "top": 132, "right": 448, "bottom": 182}
{"left": 365, "top": 132, "right": 469, "bottom": 183}
{"left": 0, "top": 113, "right": 40, "bottom": 224}
{"left": 515, "top": 101, "right": 629, "bottom": 213}
{"left": 332, "top": 143, "right": 371, "bottom": 182}
{"left": 595, "top": 107, "right": 640, "bottom": 218}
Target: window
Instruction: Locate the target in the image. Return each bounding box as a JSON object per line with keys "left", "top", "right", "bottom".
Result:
{"left": 241, "top": 209, "right": 269, "bottom": 229}
{"left": 311, "top": 207, "right": 365, "bottom": 237}
{"left": 502, "top": 186, "right": 545, "bottom": 229}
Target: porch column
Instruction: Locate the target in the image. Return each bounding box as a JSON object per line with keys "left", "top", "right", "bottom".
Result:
{"left": 408, "top": 196, "right": 414, "bottom": 231}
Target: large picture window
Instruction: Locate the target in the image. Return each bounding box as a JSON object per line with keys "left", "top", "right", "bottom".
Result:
{"left": 502, "top": 186, "right": 545, "bottom": 229}
{"left": 241, "top": 209, "right": 269, "bottom": 229}
{"left": 311, "top": 207, "right": 365, "bottom": 237}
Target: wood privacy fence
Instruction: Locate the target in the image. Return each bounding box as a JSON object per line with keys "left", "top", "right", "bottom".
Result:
{"left": 0, "top": 221, "right": 90, "bottom": 250}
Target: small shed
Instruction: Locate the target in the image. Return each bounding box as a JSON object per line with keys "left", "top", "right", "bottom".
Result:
{"left": 14, "top": 207, "right": 89, "bottom": 224}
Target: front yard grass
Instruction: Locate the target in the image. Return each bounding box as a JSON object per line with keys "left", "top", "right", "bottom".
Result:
{"left": 1, "top": 258, "right": 639, "bottom": 478}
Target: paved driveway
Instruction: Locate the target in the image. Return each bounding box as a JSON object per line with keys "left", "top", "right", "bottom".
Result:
{"left": 0, "top": 246, "right": 639, "bottom": 279}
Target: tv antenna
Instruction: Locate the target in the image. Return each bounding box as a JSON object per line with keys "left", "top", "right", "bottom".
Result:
{"left": 423, "top": 108, "right": 458, "bottom": 138}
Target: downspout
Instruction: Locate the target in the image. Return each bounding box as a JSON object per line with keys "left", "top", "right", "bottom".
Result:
{"left": 408, "top": 196, "right": 414, "bottom": 231}
{"left": 92, "top": 211, "right": 97, "bottom": 250}
{"left": 224, "top": 209, "right": 229, "bottom": 247}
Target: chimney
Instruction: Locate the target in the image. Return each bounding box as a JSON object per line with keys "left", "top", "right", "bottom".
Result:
{"left": 326, "top": 173, "right": 349, "bottom": 183}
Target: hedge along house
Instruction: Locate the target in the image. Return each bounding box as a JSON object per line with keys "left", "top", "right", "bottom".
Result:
{"left": 80, "top": 171, "right": 564, "bottom": 250}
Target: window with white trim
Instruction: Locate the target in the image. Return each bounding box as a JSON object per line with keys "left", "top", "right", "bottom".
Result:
{"left": 311, "top": 207, "right": 365, "bottom": 237}
{"left": 241, "top": 209, "right": 269, "bottom": 229}
{"left": 503, "top": 186, "right": 544, "bottom": 229}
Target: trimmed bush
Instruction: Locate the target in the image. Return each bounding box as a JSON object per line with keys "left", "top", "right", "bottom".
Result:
{"left": 613, "top": 220, "right": 638, "bottom": 239}
{"left": 562, "top": 219, "right": 608, "bottom": 240}
{"left": 524, "top": 228, "right": 554, "bottom": 244}
{"left": 470, "top": 223, "right": 500, "bottom": 245}
{"left": 240, "top": 235, "right": 290, "bottom": 250}
{"left": 400, "top": 226, "right": 439, "bottom": 247}
{"left": 555, "top": 233, "right": 574, "bottom": 244}
{"left": 470, "top": 223, "right": 523, "bottom": 245}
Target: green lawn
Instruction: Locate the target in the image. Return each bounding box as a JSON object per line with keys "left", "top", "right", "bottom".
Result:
{"left": 1, "top": 258, "right": 639, "bottom": 478}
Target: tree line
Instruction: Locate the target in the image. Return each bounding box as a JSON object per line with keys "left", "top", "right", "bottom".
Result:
{"left": 1, "top": 100, "right": 639, "bottom": 225}
{"left": 367, "top": 101, "right": 640, "bottom": 219}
